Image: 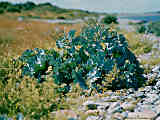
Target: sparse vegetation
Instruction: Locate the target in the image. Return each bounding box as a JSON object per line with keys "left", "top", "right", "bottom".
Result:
{"left": 57, "top": 16, "right": 66, "bottom": 20}
{"left": 0, "top": 22, "right": 148, "bottom": 119}
{"left": 0, "top": 2, "right": 160, "bottom": 119}
{"left": 131, "top": 20, "right": 160, "bottom": 36}
{"left": 119, "top": 31, "right": 153, "bottom": 55}
{"left": 0, "top": 9, "right": 4, "bottom": 14}
{"left": 148, "top": 21, "right": 160, "bottom": 36}
{"left": 136, "top": 25, "right": 147, "bottom": 33}
{"left": 0, "top": 58, "right": 65, "bottom": 119}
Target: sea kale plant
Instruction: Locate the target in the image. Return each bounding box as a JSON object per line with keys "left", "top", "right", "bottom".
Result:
{"left": 19, "top": 24, "right": 145, "bottom": 94}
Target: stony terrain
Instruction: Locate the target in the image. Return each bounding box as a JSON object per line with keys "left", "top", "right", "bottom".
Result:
{"left": 54, "top": 64, "right": 160, "bottom": 120}
{"left": 82, "top": 69, "right": 160, "bottom": 120}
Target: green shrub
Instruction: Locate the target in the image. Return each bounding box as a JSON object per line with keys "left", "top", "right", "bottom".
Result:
{"left": 143, "top": 46, "right": 152, "bottom": 53}
{"left": 0, "top": 2, "right": 12, "bottom": 9}
{"left": 7, "top": 7, "right": 21, "bottom": 13}
{"left": 37, "top": 2, "right": 53, "bottom": 7}
{"left": 19, "top": 24, "right": 145, "bottom": 95}
{"left": 20, "top": 2, "right": 36, "bottom": 11}
{"left": 102, "top": 14, "right": 118, "bottom": 24}
{"left": 0, "top": 9, "right": 4, "bottom": 14}
{"left": 0, "top": 2, "right": 36, "bottom": 13}
{"left": 28, "top": 15, "right": 41, "bottom": 19}
{"left": 136, "top": 25, "right": 147, "bottom": 33}
{"left": 136, "top": 21, "right": 160, "bottom": 36}
{"left": 57, "top": 16, "right": 66, "bottom": 20}
{"left": 148, "top": 21, "right": 160, "bottom": 36}
{"left": 128, "top": 21, "right": 135, "bottom": 25}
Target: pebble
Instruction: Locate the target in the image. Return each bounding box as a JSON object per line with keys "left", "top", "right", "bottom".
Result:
{"left": 156, "top": 81, "right": 160, "bottom": 89}
{"left": 107, "top": 102, "right": 123, "bottom": 114}
{"left": 112, "top": 112, "right": 125, "bottom": 120}
{"left": 55, "top": 110, "right": 77, "bottom": 119}
{"left": 152, "top": 65, "right": 160, "bottom": 73}
{"left": 121, "top": 102, "right": 136, "bottom": 111}
{"left": 86, "top": 116, "right": 99, "bottom": 120}
{"left": 135, "top": 91, "right": 146, "bottom": 98}
{"left": 127, "top": 111, "right": 157, "bottom": 119}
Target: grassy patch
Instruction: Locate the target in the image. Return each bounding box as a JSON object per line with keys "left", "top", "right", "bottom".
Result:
{"left": 141, "top": 56, "right": 160, "bottom": 66}
{"left": 0, "top": 34, "right": 13, "bottom": 46}
{"left": 0, "top": 57, "right": 71, "bottom": 119}
{"left": 148, "top": 21, "right": 160, "bottom": 36}
{"left": 0, "top": 16, "right": 85, "bottom": 56}
{"left": 119, "top": 31, "right": 153, "bottom": 56}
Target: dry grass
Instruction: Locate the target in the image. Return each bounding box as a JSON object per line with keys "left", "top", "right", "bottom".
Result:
{"left": 0, "top": 15, "right": 84, "bottom": 56}
{"left": 118, "top": 30, "right": 153, "bottom": 56}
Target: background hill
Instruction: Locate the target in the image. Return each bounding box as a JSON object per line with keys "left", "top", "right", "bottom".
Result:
{"left": 0, "top": 1, "right": 105, "bottom": 20}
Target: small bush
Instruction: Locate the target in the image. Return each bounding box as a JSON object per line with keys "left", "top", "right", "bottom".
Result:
{"left": 0, "top": 2, "right": 12, "bottom": 9}
{"left": 136, "top": 21, "right": 160, "bottom": 36}
{"left": 0, "top": 2, "right": 36, "bottom": 13}
{"left": 102, "top": 14, "right": 118, "bottom": 24}
{"left": 148, "top": 21, "right": 160, "bottom": 36}
{"left": 137, "top": 25, "right": 147, "bottom": 33}
{"left": 143, "top": 46, "right": 152, "bottom": 53}
{"left": 128, "top": 21, "right": 135, "bottom": 25}
{"left": 57, "top": 16, "right": 66, "bottom": 20}
{"left": 7, "top": 7, "right": 21, "bottom": 13}
{"left": 21, "top": 2, "right": 36, "bottom": 11}
{"left": 19, "top": 24, "right": 145, "bottom": 95}
{"left": 37, "top": 2, "right": 53, "bottom": 7}
{"left": 0, "top": 9, "right": 4, "bottom": 14}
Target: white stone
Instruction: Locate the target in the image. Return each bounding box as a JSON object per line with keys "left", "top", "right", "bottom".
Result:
{"left": 127, "top": 111, "right": 157, "bottom": 119}
{"left": 86, "top": 116, "right": 99, "bottom": 120}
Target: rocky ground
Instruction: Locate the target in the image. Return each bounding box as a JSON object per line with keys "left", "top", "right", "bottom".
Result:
{"left": 55, "top": 64, "right": 160, "bottom": 120}
{"left": 83, "top": 88, "right": 160, "bottom": 120}
{"left": 82, "top": 69, "right": 160, "bottom": 120}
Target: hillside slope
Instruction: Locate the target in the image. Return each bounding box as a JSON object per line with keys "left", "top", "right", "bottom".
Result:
{"left": 0, "top": 1, "right": 102, "bottom": 20}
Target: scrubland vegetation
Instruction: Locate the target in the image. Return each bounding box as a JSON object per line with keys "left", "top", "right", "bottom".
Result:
{"left": 130, "top": 20, "right": 160, "bottom": 36}
{"left": 0, "top": 2, "right": 160, "bottom": 120}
